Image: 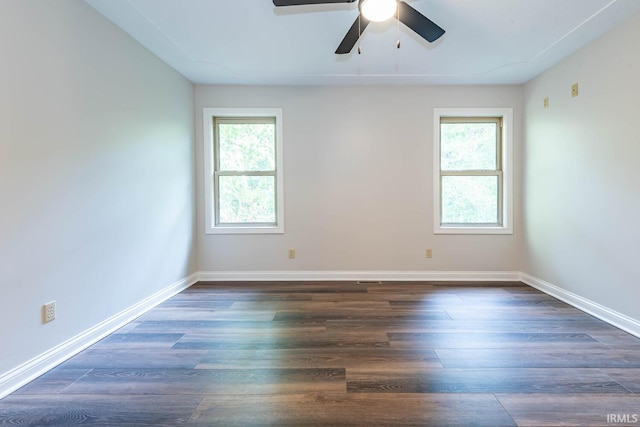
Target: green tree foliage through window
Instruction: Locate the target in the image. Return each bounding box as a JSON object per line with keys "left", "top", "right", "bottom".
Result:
{"left": 215, "top": 118, "right": 277, "bottom": 225}
{"left": 218, "top": 123, "right": 275, "bottom": 171}
{"left": 440, "top": 123, "right": 497, "bottom": 171}
{"left": 439, "top": 118, "right": 502, "bottom": 225}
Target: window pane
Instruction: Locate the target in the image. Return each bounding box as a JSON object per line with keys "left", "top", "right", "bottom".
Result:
{"left": 441, "top": 176, "right": 498, "bottom": 224}
{"left": 441, "top": 122, "right": 497, "bottom": 171}
{"left": 218, "top": 123, "right": 275, "bottom": 171}
{"left": 218, "top": 176, "right": 275, "bottom": 224}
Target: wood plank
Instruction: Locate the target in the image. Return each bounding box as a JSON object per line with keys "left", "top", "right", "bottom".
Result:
{"left": 444, "top": 308, "right": 600, "bottom": 321}
{"left": 90, "top": 333, "right": 184, "bottom": 350}
{"left": 587, "top": 331, "right": 640, "bottom": 348}
{"left": 194, "top": 348, "right": 442, "bottom": 370}
{"left": 326, "top": 319, "right": 616, "bottom": 334}
{"left": 274, "top": 308, "right": 451, "bottom": 321}
{"left": 171, "top": 330, "right": 389, "bottom": 350}
{"left": 0, "top": 394, "right": 202, "bottom": 426}
{"left": 347, "top": 368, "right": 629, "bottom": 394}
{"left": 496, "top": 394, "right": 640, "bottom": 426}
{"left": 388, "top": 332, "right": 604, "bottom": 349}
{"left": 230, "top": 300, "right": 392, "bottom": 310}
{"left": 59, "top": 349, "right": 209, "bottom": 369}
{"left": 601, "top": 368, "right": 640, "bottom": 392}
{"left": 60, "top": 368, "right": 345, "bottom": 395}
{"left": 435, "top": 348, "right": 640, "bottom": 368}
{"left": 11, "top": 369, "right": 92, "bottom": 395}
{"left": 136, "top": 308, "right": 276, "bottom": 321}
{"left": 191, "top": 393, "right": 517, "bottom": 426}
{"left": 130, "top": 319, "right": 326, "bottom": 334}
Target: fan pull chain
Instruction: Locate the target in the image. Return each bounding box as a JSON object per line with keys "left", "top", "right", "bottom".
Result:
{"left": 396, "top": 3, "right": 400, "bottom": 49}
{"left": 358, "top": 13, "right": 362, "bottom": 54}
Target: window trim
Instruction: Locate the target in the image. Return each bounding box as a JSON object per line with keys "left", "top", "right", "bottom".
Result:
{"left": 433, "top": 108, "right": 513, "bottom": 235}
{"left": 203, "top": 108, "right": 284, "bottom": 234}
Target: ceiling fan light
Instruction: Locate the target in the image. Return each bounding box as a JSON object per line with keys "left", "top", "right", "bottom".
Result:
{"left": 361, "top": 0, "right": 397, "bottom": 22}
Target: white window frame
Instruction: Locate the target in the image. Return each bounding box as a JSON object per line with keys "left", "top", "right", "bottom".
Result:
{"left": 203, "top": 107, "right": 284, "bottom": 234}
{"left": 433, "top": 108, "right": 513, "bottom": 235}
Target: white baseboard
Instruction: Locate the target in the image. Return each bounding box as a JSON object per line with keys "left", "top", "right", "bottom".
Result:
{"left": 198, "top": 270, "right": 522, "bottom": 282}
{"left": 0, "top": 273, "right": 198, "bottom": 400}
{"left": 520, "top": 273, "right": 640, "bottom": 338}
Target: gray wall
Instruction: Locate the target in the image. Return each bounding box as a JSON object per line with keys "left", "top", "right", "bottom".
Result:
{"left": 523, "top": 13, "right": 640, "bottom": 322}
{"left": 0, "top": 1, "right": 197, "bottom": 375}
{"left": 195, "top": 85, "right": 524, "bottom": 272}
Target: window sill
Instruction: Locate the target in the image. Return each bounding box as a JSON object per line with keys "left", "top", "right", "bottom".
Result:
{"left": 206, "top": 225, "right": 284, "bottom": 235}
{"left": 434, "top": 225, "right": 513, "bottom": 235}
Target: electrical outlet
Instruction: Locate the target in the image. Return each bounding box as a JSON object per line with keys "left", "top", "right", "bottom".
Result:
{"left": 426, "top": 249, "right": 433, "bottom": 259}
{"left": 43, "top": 301, "right": 56, "bottom": 323}
{"left": 571, "top": 83, "right": 579, "bottom": 97}
{"left": 288, "top": 249, "right": 295, "bottom": 259}
{"left": 543, "top": 96, "right": 549, "bottom": 108}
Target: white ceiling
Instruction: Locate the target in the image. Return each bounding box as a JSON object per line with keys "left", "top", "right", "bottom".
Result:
{"left": 85, "top": 0, "right": 640, "bottom": 85}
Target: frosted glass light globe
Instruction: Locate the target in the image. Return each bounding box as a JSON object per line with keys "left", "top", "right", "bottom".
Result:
{"left": 361, "top": 0, "right": 397, "bottom": 22}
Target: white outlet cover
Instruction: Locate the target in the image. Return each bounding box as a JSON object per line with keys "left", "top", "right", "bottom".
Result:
{"left": 43, "top": 301, "right": 56, "bottom": 323}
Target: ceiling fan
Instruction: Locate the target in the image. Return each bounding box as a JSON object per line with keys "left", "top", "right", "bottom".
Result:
{"left": 272, "top": 0, "right": 445, "bottom": 54}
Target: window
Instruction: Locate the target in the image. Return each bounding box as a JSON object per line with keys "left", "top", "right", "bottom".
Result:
{"left": 203, "top": 108, "right": 284, "bottom": 234}
{"left": 433, "top": 108, "right": 513, "bottom": 234}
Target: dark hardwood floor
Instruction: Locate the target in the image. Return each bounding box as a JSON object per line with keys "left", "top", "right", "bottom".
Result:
{"left": 2, "top": 281, "right": 640, "bottom": 426}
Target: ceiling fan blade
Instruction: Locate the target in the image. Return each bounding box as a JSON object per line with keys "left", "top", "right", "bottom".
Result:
{"left": 335, "top": 14, "right": 370, "bottom": 54}
{"left": 273, "top": 0, "right": 355, "bottom": 6}
{"left": 397, "top": 1, "right": 445, "bottom": 43}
